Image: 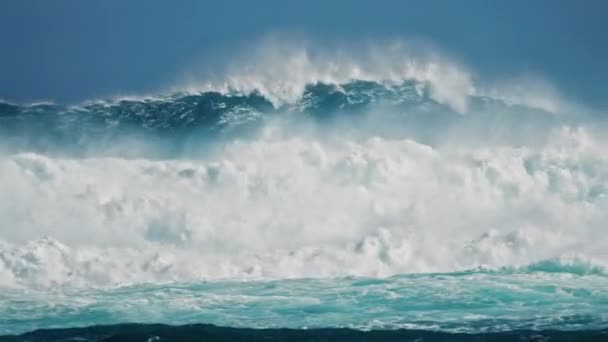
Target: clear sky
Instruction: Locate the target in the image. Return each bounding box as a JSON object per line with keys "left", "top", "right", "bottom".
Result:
{"left": 1, "top": 0, "right": 606, "bottom": 108}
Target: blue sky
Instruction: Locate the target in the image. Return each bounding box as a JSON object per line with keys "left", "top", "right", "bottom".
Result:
{"left": 1, "top": 0, "right": 606, "bottom": 108}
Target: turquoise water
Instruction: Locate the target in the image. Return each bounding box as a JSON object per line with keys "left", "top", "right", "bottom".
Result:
{"left": 3, "top": 270, "right": 607, "bottom": 335}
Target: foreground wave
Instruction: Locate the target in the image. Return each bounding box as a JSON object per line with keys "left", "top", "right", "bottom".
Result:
{"left": 3, "top": 324, "right": 608, "bottom": 342}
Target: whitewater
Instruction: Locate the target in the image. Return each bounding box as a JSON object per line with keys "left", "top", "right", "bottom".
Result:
{"left": 1, "top": 41, "right": 607, "bottom": 337}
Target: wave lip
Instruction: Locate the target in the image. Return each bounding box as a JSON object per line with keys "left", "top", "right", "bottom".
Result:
{"left": 183, "top": 38, "right": 475, "bottom": 113}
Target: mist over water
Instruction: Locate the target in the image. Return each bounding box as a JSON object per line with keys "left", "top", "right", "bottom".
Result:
{"left": 1, "top": 40, "right": 607, "bottom": 336}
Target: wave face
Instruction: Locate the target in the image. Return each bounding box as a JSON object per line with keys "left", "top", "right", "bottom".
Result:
{"left": 0, "top": 79, "right": 556, "bottom": 156}
{"left": 1, "top": 44, "right": 608, "bottom": 336}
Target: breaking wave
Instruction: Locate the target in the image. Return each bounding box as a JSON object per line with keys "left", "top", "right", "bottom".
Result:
{"left": 1, "top": 40, "right": 608, "bottom": 336}
{"left": 1, "top": 79, "right": 607, "bottom": 288}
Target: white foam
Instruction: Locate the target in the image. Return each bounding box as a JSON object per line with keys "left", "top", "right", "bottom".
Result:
{"left": 1, "top": 126, "right": 607, "bottom": 288}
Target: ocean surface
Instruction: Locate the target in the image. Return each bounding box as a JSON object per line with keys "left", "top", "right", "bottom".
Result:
{"left": 1, "top": 45, "right": 608, "bottom": 340}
